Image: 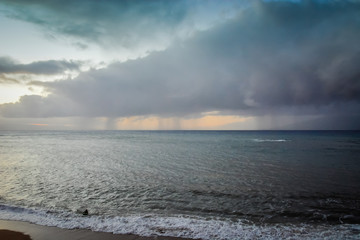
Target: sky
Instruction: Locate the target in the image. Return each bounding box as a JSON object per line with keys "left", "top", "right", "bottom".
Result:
{"left": 0, "top": 0, "right": 359, "bottom": 130}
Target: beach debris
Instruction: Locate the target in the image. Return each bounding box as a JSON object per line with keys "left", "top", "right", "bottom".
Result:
{"left": 83, "top": 209, "right": 89, "bottom": 216}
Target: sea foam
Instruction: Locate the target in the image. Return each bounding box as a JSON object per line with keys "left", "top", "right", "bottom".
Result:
{"left": 0, "top": 203, "right": 358, "bottom": 240}
{"left": 252, "top": 139, "right": 288, "bottom": 142}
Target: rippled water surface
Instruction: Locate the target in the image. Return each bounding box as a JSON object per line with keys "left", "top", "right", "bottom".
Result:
{"left": 1, "top": 130, "right": 360, "bottom": 239}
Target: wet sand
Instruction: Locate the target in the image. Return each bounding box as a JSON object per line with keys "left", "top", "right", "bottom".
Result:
{"left": 0, "top": 220, "right": 194, "bottom": 240}
{"left": 0, "top": 229, "right": 31, "bottom": 240}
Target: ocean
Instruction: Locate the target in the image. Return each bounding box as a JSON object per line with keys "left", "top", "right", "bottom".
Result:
{"left": 0, "top": 130, "right": 359, "bottom": 239}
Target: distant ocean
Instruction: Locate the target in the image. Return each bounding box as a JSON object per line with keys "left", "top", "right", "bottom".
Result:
{"left": 0, "top": 130, "right": 359, "bottom": 239}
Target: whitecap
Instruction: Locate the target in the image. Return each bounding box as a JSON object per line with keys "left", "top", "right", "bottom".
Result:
{"left": 0, "top": 203, "right": 358, "bottom": 240}
{"left": 252, "top": 139, "right": 288, "bottom": 142}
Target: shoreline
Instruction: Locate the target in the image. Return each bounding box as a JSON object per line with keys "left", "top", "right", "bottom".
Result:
{"left": 0, "top": 219, "right": 194, "bottom": 240}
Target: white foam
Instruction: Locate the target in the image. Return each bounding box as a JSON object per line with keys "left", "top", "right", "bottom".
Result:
{"left": 0, "top": 203, "right": 358, "bottom": 240}
{"left": 252, "top": 139, "right": 289, "bottom": 142}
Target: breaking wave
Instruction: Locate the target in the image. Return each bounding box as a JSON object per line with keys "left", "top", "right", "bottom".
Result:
{"left": 0, "top": 203, "right": 359, "bottom": 240}
{"left": 252, "top": 139, "right": 289, "bottom": 142}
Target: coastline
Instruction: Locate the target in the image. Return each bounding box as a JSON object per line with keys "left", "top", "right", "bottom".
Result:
{"left": 0, "top": 219, "right": 194, "bottom": 240}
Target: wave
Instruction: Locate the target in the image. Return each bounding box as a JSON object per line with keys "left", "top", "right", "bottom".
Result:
{"left": 0, "top": 203, "right": 359, "bottom": 240}
{"left": 252, "top": 139, "right": 289, "bottom": 142}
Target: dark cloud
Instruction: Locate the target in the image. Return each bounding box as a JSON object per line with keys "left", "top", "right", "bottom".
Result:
{"left": 0, "top": 0, "right": 246, "bottom": 52}
{"left": 1, "top": 1, "right": 360, "bottom": 129}
{"left": 0, "top": 57, "right": 82, "bottom": 75}
{"left": 0, "top": 0, "right": 189, "bottom": 49}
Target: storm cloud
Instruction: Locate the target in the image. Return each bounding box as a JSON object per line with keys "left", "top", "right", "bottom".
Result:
{"left": 0, "top": 0, "right": 360, "bottom": 129}
{"left": 0, "top": 57, "right": 82, "bottom": 78}
{"left": 0, "top": 0, "right": 194, "bottom": 50}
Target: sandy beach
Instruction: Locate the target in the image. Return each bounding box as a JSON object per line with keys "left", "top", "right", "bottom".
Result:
{"left": 0, "top": 220, "right": 194, "bottom": 240}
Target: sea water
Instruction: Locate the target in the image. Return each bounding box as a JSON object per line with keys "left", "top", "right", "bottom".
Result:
{"left": 0, "top": 130, "right": 359, "bottom": 239}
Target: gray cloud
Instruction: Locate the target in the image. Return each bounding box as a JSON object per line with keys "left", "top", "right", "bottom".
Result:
{"left": 1, "top": 1, "right": 360, "bottom": 128}
{"left": 0, "top": 57, "right": 82, "bottom": 75}
{"left": 0, "top": 94, "right": 81, "bottom": 118}
{"left": 0, "top": 0, "right": 189, "bottom": 49}
{"left": 0, "top": 0, "right": 245, "bottom": 53}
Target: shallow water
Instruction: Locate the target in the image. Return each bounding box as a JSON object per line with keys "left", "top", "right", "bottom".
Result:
{"left": 1, "top": 130, "right": 360, "bottom": 239}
